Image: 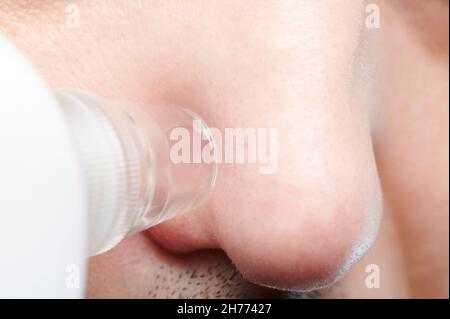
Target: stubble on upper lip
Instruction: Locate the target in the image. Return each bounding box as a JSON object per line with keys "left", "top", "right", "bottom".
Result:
{"left": 86, "top": 232, "right": 296, "bottom": 299}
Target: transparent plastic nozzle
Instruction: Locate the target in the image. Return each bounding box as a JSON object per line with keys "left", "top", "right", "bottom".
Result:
{"left": 56, "top": 90, "right": 217, "bottom": 256}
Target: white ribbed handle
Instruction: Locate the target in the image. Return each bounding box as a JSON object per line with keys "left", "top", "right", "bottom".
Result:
{"left": 57, "top": 91, "right": 142, "bottom": 255}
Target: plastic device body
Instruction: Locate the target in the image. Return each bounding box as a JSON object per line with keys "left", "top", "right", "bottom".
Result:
{"left": 0, "top": 33, "right": 217, "bottom": 297}
{"left": 0, "top": 33, "right": 87, "bottom": 298}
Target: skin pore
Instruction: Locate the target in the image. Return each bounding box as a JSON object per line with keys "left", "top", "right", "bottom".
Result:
{"left": 0, "top": 0, "right": 447, "bottom": 298}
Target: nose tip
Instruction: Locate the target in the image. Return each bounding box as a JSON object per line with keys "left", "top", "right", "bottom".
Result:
{"left": 209, "top": 177, "right": 383, "bottom": 291}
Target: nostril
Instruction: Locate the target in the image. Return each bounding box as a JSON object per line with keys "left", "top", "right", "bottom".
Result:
{"left": 144, "top": 205, "right": 221, "bottom": 254}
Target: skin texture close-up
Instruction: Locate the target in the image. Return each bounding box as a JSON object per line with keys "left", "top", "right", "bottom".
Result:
{"left": 0, "top": 0, "right": 448, "bottom": 298}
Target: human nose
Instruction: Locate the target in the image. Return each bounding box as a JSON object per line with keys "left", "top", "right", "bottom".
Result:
{"left": 144, "top": 0, "right": 382, "bottom": 291}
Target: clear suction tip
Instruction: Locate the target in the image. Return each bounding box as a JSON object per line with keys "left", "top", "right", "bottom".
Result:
{"left": 56, "top": 90, "right": 217, "bottom": 255}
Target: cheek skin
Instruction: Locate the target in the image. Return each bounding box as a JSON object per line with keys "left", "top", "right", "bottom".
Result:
{"left": 1, "top": 0, "right": 381, "bottom": 292}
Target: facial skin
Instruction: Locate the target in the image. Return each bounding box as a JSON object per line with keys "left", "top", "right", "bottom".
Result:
{"left": 0, "top": 0, "right": 447, "bottom": 298}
